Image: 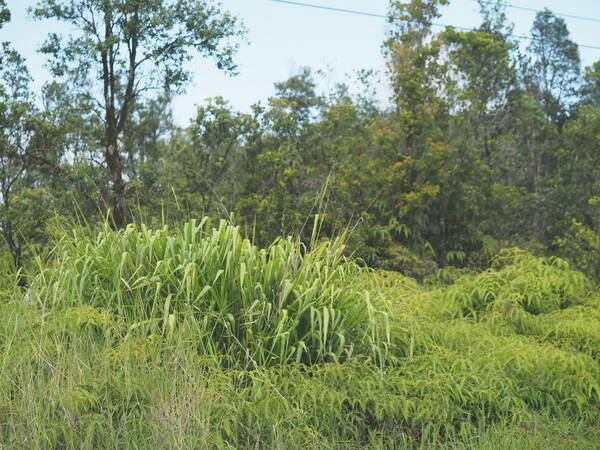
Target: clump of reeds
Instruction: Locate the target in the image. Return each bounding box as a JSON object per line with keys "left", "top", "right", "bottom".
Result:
{"left": 26, "top": 218, "right": 390, "bottom": 367}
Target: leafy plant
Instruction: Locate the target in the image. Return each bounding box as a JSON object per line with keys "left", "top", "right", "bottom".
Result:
{"left": 27, "top": 218, "right": 390, "bottom": 367}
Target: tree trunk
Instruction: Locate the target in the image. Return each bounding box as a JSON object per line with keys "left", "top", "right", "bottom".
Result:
{"left": 101, "top": 5, "right": 127, "bottom": 229}
{"left": 105, "top": 125, "right": 127, "bottom": 228}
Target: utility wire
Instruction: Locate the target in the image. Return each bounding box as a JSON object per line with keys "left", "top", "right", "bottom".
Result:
{"left": 478, "top": 0, "right": 600, "bottom": 24}
{"left": 266, "top": 0, "right": 600, "bottom": 51}
{"left": 267, "top": 0, "right": 387, "bottom": 19}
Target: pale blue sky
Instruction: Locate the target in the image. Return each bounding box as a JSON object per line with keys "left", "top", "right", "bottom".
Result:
{"left": 3, "top": 0, "right": 600, "bottom": 125}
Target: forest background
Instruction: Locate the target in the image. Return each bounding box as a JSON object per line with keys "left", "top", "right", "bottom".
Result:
{"left": 1, "top": 0, "right": 600, "bottom": 282}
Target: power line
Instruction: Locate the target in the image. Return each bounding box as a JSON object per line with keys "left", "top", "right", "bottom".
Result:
{"left": 478, "top": 0, "right": 600, "bottom": 24}
{"left": 266, "top": 0, "right": 600, "bottom": 51}
{"left": 267, "top": 0, "right": 387, "bottom": 19}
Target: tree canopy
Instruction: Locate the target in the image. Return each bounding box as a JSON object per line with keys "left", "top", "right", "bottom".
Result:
{"left": 32, "top": 0, "right": 245, "bottom": 227}
{"left": 0, "top": 0, "right": 598, "bottom": 281}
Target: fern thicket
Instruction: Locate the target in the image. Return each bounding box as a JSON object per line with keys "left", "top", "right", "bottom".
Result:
{"left": 1, "top": 224, "right": 600, "bottom": 447}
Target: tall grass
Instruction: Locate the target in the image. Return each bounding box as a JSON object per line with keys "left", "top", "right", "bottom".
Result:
{"left": 0, "top": 248, "right": 18, "bottom": 295}
{"left": 26, "top": 218, "right": 390, "bottom": 367}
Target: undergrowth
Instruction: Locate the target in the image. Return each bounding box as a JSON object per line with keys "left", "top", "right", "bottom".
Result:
{"left": 26, "top": 218, "right": 390, "bottom": 367}
{"left": 1, "top": 222, "right": 600, "bottom": 448}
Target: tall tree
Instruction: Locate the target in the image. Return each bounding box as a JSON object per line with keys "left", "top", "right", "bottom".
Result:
{"left": 33, "top": 0, "right": 245, "bottom": 227}
{"left": 0, "top": 8, "right": 50, "bottom": 263}
{"left": 528, "top": 9, "right": 581, "bottom": 123}
{"left": 580, "top": 61, "right": 600, "bottom": 108}
{"left": 150, "top": 96, "right": 254, "bottom": 221}
{"left": 384, "top": 0, "right": 449, "bottom": 153}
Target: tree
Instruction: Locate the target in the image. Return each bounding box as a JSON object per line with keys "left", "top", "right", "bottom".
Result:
{"left": 235, "top": 69, "right": 325, "bottom": 243}
{"left": 33, "top": 0, "right": 245, "bottom": 227}
{"left": 442, "top": 0, "right": 517, "bottom": 158}
{"left": 384, "top": 0, "right": 449, "bottom": 153}
{"left": 0, "top": 32, "right": 50, "bottom": 262}
{"left": 0, "top": 0, "right": 9, "bottom": 29}
{"left": 0, "top": 52, "right": 30, "bottom": 261}
{"left": 580, "top": 61, "right": 600, "bottom": 108}
{"left": 148, "top": 96, "right": 255, "bottom": 223}
{"left": 121, "top": 94, "right": 173, "bottom": 177}
{"left": 528, "top": 9, "right": 581, "bottom": 123}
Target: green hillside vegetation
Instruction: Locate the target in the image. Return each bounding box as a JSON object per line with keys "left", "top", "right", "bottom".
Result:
{"left": 2, "top": 221, "right": 600, "bottom": 448}
{"left": 2, "top": 0, "right": 600, "bottom": 446}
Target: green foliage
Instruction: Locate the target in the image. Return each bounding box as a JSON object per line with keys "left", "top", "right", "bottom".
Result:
{"left": 439, "top": 248, "right": 591, "bottom": 318}
{"left": 3, "top": 2, "right": 600, "bottom": 444}
{"left": 27, "top": 219, "right": 390, "bottom": 367}
{"left": 2, "top": 242, "right": 600, "bottom": 447}
{"left": 555, "top": 219, "right": 600, "bottom": 282}
{"left": 0, "top": 248, "right": 18, "bottom": 301}
{"left": 0, "top": 0, "right": 597, "bottom": 285}
{"left": 0, "top": 0, "right": 9, "bottom": 29}
{"left": 383, "top": 251, "right": 600, "bottom": 431}
{"left": 582, "top": 61, "right": 600, "bottom": 107}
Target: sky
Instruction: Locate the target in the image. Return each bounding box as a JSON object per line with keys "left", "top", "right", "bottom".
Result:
{"left": 2, "top": 0, "right": 600, "bottom": 125}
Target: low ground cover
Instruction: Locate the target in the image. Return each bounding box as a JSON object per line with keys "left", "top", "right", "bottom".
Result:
{"left": 1, "top": 221, "right": 599, "bottom": 448}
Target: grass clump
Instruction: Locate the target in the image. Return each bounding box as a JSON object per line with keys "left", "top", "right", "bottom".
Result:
{"left": 26, "top": 218, "right": 389, "bottom": 367}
